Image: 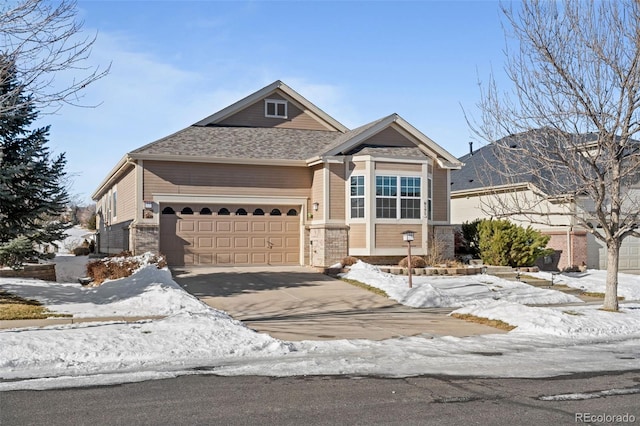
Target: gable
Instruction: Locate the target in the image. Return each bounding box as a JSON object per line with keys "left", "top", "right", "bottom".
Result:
{"left": 344, "top": 127, "right": 424, "bottom": 157}
{"left": 194, "top": 80, "right": 348, "bottom": 132}
{"left": 217, "top": 91, "right": 332, "bottom": 131}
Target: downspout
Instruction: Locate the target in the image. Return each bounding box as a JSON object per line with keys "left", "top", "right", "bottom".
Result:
{"left": 567, "top": 226, "right": 573, "bottom": 269}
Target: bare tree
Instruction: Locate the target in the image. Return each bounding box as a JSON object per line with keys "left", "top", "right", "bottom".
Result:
{"left": 0, "top": 0, "right": 108, "bottom": 114}
{"left": 471, "top": 0, "right": 640, "bottom": 311}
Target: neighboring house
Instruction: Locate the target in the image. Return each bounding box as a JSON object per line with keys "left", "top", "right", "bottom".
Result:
{"left": 92, "top": 81, "right": 462, "bottom": 267}
{"left": 450, "top": 131, "right": 640, "bottom": 272}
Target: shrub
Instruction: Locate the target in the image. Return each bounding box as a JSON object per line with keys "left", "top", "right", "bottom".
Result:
{"left": 0, "top": 237, "right": 36, "bottom": 270}
{"left": 341, "top": 256, "right": 360, "bottom": 267}
{"left": 398, "top": 255, "right": 428, "bottom": 268}
{"left": 73, "top": 247, "right": 91, "bottom": 256}
{"left": 86, "top": 252, "right": 167, "bottom": 284}
{"left": 456, "top": 219, "right": 481, "bottom": 257}
{"left": 478, "top": 219, "right": 553, "bottom": 267}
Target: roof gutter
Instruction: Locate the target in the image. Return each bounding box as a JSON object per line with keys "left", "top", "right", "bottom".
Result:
{"left": 129, "top": 153, "right": 307, "bottom": 167}
{"left": 91, "top": 155, "right": 136, "bottom": 201}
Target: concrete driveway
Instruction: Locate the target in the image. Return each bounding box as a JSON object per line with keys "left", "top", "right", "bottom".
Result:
{"left": 172, "top": 266, "right": 505, "bottom": 341}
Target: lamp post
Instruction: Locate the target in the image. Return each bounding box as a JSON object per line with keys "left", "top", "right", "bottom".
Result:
{"left": 402, "top": 230, "right": 416, "bottom": 289}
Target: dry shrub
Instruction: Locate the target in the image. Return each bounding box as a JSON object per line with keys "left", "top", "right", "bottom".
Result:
{"left": 73, "top": 247, "right": 90, "bottom": 256}
{"left": 86, "top": 252, "right": 167, "bottom": 285}
{"left": 398, "top": 256, "right": 428, "bottom": 268}
{"left": 341, "top": 256, "right": 360, "bottom": 267}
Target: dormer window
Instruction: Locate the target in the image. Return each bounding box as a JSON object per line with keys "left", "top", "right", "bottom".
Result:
{"left": 265, "top": 99, "right": 287, "bottom": 118}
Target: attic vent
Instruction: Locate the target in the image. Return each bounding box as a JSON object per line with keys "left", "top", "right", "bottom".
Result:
{"left": 469, "top": 179, "right": 474, "bottom": 183}
{"left": 265, "top": 99, "right": 287, "bottom": 118}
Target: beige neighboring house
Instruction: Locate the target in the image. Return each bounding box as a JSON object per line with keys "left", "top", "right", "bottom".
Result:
{"left": 451, "top": 132, "right": 640, "bottom": 272}
{"left": 92, "top": 80, "right": 462, "bottom": 267}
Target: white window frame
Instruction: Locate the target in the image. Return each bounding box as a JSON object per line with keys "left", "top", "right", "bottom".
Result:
{"left": 265, "top": 99, "right": 288, "bottom": 118}
{"left": 350, "top": 175, "right": 365, "bottom": 219}
{"left": 112, "top": 190, "right": 117, "bottom": 219}
{"left": 375, "top": 175, "right": 422, "bottom": 219}
{"left": 427, "top": 176, "right": 433, "bottom": 220}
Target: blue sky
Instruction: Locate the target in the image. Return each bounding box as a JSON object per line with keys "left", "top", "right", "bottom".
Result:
{"left": 40, "top": 0, "right": 510, "bottom": 204}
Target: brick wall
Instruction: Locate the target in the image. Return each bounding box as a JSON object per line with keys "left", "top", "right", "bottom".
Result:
{"left": 537, "top": 230, "right": 588, "bottom": 271}
{"left": 0, "top": 264, "right": 56, "bottom": 281}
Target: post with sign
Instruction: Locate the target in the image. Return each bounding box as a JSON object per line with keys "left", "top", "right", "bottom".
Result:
{"left": 402, "top": 230, "right": 416, "bottom": 289}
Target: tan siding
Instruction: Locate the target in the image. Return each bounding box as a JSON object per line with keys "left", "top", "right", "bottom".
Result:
{"left": 351, "top": 161, "right": 366, "bottom": 171}
{"left": 143, "top": 161, "right": 312, "bottom": 200}
{"left": 364, "top": 127, "right": 416, "bottom": 147}
{"left": 433, "top": 166, "right": 449, "bottom": 222}
{"left": 218, "top": 93, "right": 332, "bottom": 130}
{"left": 329, "top": 163, "right": 346, "bottom": 220}
{"left": 310, "top": 165, "right": 324, "bottom": 221}
{"left": 349, "top": 224, "right": 366, "bottom": 249}
{"left": 375, "top": 162, "right": 422, "bottom": 172}
{"left": 115, "top": 167, "right": 136, "bottom": 222}
{"left": 375, "top": 224, "right": 422, "bottom": 248}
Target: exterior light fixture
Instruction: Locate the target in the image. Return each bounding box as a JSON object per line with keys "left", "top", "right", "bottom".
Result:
{"left": 312, "top": 202, "right": 319, "bottom": 211}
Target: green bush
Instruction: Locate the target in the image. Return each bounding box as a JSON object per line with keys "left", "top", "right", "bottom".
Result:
{"left": 0, "top": 236, "right": 36, "bottom": 270}
{"left": 478, "top": 219, "right": 553, "bottom": 267}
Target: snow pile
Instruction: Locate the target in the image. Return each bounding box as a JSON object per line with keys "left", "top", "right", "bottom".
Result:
{"left": 0, "top": 265, "right": 210, "bottom": 318}
{"left": 341, "top": 261, "right": 582, "bottom": 307}
{"left": 453, "top": 301, "right": 640, "bottom": 338}
{"left": 526, "top": 269, "right": 640, "bottom": 301}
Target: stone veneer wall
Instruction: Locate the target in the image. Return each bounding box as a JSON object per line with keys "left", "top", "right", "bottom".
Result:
{"left": 131, "top": 223, "right": 160, "bottom": 255}
{"left": 309, "top": 224, "right": 349, "bottom": 267}
{"left": 0, "top": 264, "right": 56, "bottom": 281}
{"left": 433, "top": 225, "right": 456, "bottom": 260}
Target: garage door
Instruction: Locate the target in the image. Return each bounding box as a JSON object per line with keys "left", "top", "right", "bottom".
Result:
{"left": 160, "top": 205, "right": 301, "bottom": 266}
{"left": 597, "top": 235, "right": 640, "bottom": 272}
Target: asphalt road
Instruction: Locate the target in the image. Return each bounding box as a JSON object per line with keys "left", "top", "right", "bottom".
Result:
{"left": 2, "top": 371, "right": 639, "bottom": 425}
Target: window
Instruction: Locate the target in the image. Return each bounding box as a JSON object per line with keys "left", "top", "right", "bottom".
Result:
{"left": 350, "top": 176, "right": 365, "bottom": 218}
{"left": 400, "top": 177, "right": 421, "bottom": 219}
{"left": 218, "top": 208, "right": 230, "bottom": 215}
{"left": 265, "top": 99, "right": 287, "bottom": 118}
{"left": 112, "top": 191, "right": 117, "bottom": 218}
{"left": 200, "top": 207, "right": 212, "bottom": 215}
{"left": 376, "top": 175, "right": 421, "bottom": 219}
{"left": 427, "top": 177, "right": 433, "bottom": 220}
{"left": 270, "top": 209, "right": 282, "bottom": 216}
{"left": 287, "top": 209, "right": 298, "bottom": 216}
{"left": 253, "top": 208, "right": 265, "bottom": 216}
{"left": 376, "top": 176, "right": 397, "bottom": 218}
{"left": 181, "top": 207, "right": 193, "bottom": 215}
{"left": 162, "top": 207, "right": 175, "bottom": 214}
{"left": 236, "top": 208, "right": 248, "bottom": 216}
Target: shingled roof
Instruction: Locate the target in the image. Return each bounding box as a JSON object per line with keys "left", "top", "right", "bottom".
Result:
{"left": 130, "top": 126, "right": 340, "bottom": 161}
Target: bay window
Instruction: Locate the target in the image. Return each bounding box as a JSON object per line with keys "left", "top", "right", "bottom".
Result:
{"left": 350, "top": 175, "right": 365, "bottom": 218}
{"left": 376, "top": 175, "right": 421, "bottom": 219}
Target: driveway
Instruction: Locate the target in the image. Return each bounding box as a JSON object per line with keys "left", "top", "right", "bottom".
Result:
{"left": 172, "top": 266, "right": 505, "bottom": 341}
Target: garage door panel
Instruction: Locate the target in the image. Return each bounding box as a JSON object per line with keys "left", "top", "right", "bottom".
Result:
{"left": 234, "top": 237, "right": 249, "bottom": 248}
{"left": 216, "top": 221, "right": 231, "bottom": 232}
{"left": 232, "top": 253, "right": 248, "bottom": 264}
{"left": 198, "top": 237, "right": 213, "bottom": 248}
{"left": 198, "top": 222, "right": 212, "bottom": 232}
{"left": 252, "top": 222, "right": 266, "bottom": 232}
{"left": 160, "top": 205, "right": 300, "bottom": 266}
{"left": 234, "top": 221, "right": 249, "bottom": 232}
{"left": 269, "top": 222, "right": 284, "bottom": 232}
{"left": 252, "top": 237, "right": 266, "bottom": 248}
{"left": 216, "top": 237, "right": 231, "bottom": 248}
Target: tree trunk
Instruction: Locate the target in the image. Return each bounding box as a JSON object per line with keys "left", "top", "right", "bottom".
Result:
{"left": 603, "top": 241, "right": 620, "bottom": 311}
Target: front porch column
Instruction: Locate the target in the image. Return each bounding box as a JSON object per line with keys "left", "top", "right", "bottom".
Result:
{"left": 308, "top": 224, "right": 350, "bottom": 267}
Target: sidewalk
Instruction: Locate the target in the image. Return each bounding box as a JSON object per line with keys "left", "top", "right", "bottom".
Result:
{"left": 0, "top": 316, "right": 165, "bottom": 330}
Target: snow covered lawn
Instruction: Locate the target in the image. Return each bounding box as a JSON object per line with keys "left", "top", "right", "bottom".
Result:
{"left": 1, "top": 257, "right": 639, "bottom": 391}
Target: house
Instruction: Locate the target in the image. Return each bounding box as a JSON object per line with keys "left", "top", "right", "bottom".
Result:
{"left": 450, "top": 130, "right": 640, "bottom": 272}
{"left": 92, "top": 81, "right": 462, "bottom": 267}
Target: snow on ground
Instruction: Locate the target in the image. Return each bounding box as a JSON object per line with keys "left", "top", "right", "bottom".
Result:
{"left": 1, "top": 258, "right": 640, "bottom": 391}
{"left": 340, "top": 261, "right": 583, "bottom": 307}
{"left": 526, "top": 269, "right": 640, "bottom": 300}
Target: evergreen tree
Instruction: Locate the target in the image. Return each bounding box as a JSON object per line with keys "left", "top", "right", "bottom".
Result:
{"left": 0, "top": 57, "right": 70, "bottom": 267}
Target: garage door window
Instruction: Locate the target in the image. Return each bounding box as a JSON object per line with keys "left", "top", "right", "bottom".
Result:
{"left": 236, "top": 208, "right": 247, "bottom": 216}
{"left": 271, "top": 209, "right": 282, "bottom": 216}
{"left": 162, "top": 207, "right": 175, "bottom": 214}
{"left": 253, "top": 208, "right": 265, "bottom": 215}
{"left": 200, "top": 207, "right": 212, "bottom": 215}
{"left": 181, "top": 207, "right": 193, "bottom": 215}
{"left": 218, "top": 208, "right": 230, "bottom": 215}
{"left": 287, "top": 209, "right": 298, "bottom": 216}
